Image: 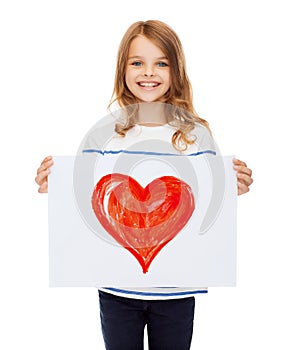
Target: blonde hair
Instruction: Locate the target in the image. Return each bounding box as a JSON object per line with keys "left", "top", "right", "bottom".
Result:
{"left": 109, "top": 20, "right": 211, "bottom": 151}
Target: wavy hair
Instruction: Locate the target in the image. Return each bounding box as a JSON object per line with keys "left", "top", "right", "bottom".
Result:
{"left": 109, "top": 20, "right": 211, "bottom": 151}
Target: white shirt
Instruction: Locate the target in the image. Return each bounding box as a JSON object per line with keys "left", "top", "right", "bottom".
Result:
{"left": 81, "top": 122, "right": 216, "bottom": 299}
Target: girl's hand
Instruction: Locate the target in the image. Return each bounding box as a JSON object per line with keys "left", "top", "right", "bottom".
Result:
{"left": 35, "top": 156, "right": 54, "bottom": 193}
{"left": 233, "top": 158, "right": 253, "bottom": 196}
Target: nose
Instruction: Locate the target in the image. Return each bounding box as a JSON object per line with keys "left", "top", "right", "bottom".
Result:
{"left": 143, "top": 72, "right": 154, "bottom": 77}
{"left": 143, "top": 65, "right": 155, "bottom": 77}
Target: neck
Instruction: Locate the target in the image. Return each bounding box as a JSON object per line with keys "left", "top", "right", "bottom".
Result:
{"left": 136, "top": 102, "right": 168, "bottom": 126}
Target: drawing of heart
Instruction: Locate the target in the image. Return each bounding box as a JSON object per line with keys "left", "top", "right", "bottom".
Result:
{"left": 91, "top": 173, "right": 195, "bottom": 273}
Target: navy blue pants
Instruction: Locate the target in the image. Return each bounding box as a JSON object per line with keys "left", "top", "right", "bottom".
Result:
{"left": 98, "top": 291, "right": 195, "bottom": 350}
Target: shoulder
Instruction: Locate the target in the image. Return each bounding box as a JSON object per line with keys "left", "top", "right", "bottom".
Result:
{"left": 189, "top": 123, "right": 217, "bottom": 153}
{"left": 76, "top": 114, "right": 119, "bottom": 153}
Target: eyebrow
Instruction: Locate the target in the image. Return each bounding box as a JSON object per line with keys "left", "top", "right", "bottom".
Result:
{"left": 128, "top": 55, "right": 169, "bottom": 60}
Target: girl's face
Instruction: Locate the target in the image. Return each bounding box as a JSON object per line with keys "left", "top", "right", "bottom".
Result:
{"left": 125, "top": 35, "right": 170, "bottom": 103}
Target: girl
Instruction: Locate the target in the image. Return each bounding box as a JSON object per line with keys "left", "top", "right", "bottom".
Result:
{"left": 36, "top": 20, "right": 253, "bottom": 350}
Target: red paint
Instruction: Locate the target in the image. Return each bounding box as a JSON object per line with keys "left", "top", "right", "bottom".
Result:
{"left": 92, "top": 174, "right": 195, "bottom": 273}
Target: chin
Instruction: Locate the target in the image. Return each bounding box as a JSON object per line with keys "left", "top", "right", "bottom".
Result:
{"left": 138, "top": 95, "right": 164, "bottom": 103}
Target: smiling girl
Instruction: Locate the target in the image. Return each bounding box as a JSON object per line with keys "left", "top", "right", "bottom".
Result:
{"left": 36, "top": 20, "right": 253, "bottom": 350}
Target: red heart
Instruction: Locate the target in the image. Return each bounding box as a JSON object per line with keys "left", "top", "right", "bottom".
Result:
{"left": 92, "top": 174, "right": 195, "bottom": 273}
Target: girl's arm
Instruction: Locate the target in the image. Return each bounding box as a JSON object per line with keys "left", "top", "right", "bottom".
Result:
{"left": 233, "top": 158, "right": 253, "bottom": 195}
{"left": 35, "top": 156, "right": 54, "bottom": 193}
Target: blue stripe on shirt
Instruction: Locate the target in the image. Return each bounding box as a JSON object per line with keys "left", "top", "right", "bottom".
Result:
{"left": 82, "top": 149, "right": 216, "bottom": 156}
{"left": 103, "top": 287, "right": 208, "bottom": 297}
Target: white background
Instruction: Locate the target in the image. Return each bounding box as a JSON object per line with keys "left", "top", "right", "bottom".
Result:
{"left": 0, "top": 0, "right": 298, "bottom": 349}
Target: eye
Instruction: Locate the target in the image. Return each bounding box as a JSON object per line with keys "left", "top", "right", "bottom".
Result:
{"left": 131, "top": 61, "right": 142, "bottom": 67}
{"left": 157, "top": 61, "right": 168, "bottom": 67}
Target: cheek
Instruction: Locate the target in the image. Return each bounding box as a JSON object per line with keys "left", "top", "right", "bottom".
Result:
{"left": 124, "top": 71, "right": 132, "bottom": 90}
{"left": 124, "top": 69, "right": 129, "bottom": 83}
{"left": 163, "top": 69, "right": 171, "bottom": 82}
{"left": 125, "top": 68, "right": 135, "bottom": 85}
{"left": 164, "top": 72, "right": 171, "bottom": 89}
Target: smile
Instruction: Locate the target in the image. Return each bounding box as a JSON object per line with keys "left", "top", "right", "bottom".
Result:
{"left": 138, "top": 82, "right": 160, "bottom": 87}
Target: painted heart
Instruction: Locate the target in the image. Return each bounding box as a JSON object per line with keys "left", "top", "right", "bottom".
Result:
{"left": 91, "top": 173, "right": 195, "bottom": 273}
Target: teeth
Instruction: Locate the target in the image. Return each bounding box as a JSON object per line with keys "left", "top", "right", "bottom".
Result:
{"left": 139, "top": 82, "right": 159, "bottom": 87}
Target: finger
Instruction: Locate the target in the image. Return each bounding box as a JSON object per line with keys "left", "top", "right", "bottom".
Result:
{"left": 237, "top": 172, "right": 253, "bottom": 186}
{"left": 40, "top": 155, "right": 53, "bottom": 167}
{"left": 234, "top": 165, "right": 253, "bottom": 177}
{"left": 40, "top": 158, "right": 54, "bottom": 170}
{"left": 233, "top": 158, "right": 247, "bottom": 167}
{"left": 38, "top": 181, "right": 48, "bottom": 193}
{"left": 237, "top": 181, "right": 250, "bottom": 196}
{"left": 37, "top": 159, "right": 54, "bottom": 175}
{"left": 35, "top": 169, "right": 50, "bottom": 185}
{"left": 44, "top": 155, "right": 53, "bottom": 161}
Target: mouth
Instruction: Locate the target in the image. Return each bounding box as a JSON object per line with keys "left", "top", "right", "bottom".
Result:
{"left": 137, "top": 81, "right": 161, "bottom": 88}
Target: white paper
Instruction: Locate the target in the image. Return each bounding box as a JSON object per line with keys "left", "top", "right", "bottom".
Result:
{"left": 49, "top": 154, "right": 237, "bottom": 287}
